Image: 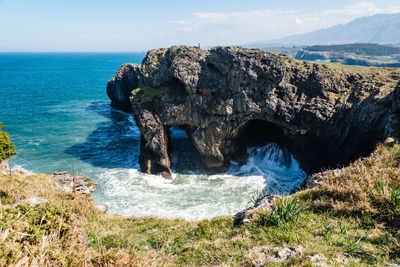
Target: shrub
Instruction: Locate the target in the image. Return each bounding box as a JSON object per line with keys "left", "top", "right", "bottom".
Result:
{"left": 0, "top": 123, "right": 17, "bottom": 161}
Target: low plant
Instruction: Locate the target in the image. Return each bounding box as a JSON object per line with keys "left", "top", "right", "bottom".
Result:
{"left": 258, "top": 197, "right": 308, "bottom": 227}
{"left": 339, "top": 224, "right": 348, "bottom": 235}
{"left": 322, "top": 223, "right": 335, "bottom": 238}
{"left": 248, "top": 187, "right": 269, "bottom": 206}
{"left": 390, "top": 186, "right": 400, "bottom": 215}
{"left": 345, "top": 233, "right": 375, "bottom": 260}
{"left": 377, "top": 180, "right": 387, "bottom": 195}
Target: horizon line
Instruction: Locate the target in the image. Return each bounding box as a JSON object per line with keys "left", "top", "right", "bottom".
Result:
{"left": 0, "top": 51, "right": 149, "bottom": 53}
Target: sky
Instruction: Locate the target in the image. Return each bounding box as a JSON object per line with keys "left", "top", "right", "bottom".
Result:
{"left": 0, "top": 0, "right": 400, "bottom": 52}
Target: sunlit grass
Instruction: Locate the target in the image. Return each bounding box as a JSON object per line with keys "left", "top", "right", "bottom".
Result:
{"left": 0, "top": 143, "right": 400, "bottom": 265}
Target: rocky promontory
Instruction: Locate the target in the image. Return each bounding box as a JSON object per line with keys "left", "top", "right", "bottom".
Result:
{"left": 107, "top": 46, "right": 400, "bottom": 178}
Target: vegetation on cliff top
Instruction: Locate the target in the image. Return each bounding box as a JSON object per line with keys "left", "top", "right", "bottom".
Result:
{"left": 1, "top": 141, "right": 400, "bottom": 266}
{"left": 130, "top": 85, "right": 170, "bottom": 104}
{"left": 0, "top": 123, "right": 16, "bottom": 161}
{"left": 304, "top": 43, "right": 400, "bottom": 57}
{"left": 284, "top": 57, "right": 400, "bottom": 102}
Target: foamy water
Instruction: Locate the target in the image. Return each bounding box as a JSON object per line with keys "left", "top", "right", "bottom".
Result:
{"left": 90, "top": 126, "right": 306, "bottom": 221}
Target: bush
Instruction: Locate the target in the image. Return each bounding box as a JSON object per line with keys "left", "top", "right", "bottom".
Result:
{"left": 0, "top": 123, "right": 17, "bottom": 161}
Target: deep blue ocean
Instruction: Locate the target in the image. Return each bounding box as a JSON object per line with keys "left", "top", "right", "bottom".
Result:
{"left": 0, "top": 53, "right": 305, "bottom": 220}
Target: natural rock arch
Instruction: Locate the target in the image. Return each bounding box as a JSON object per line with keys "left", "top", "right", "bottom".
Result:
{"left": 107, "top": 46, "right": 400, "bottom": 179}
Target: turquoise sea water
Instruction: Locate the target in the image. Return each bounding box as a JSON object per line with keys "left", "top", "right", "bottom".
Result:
{"left": 0, "top": 53, "right": 306, "bottom": 220}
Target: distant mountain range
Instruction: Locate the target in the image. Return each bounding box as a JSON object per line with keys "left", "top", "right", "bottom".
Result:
{"left": 245, "top": 13, "right": 400, "bottom": 47}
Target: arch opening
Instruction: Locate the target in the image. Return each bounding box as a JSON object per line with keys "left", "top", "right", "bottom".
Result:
{"left": 228, "top": 119, "right": 307, "bottom": 194}
{"left": 232, "top": 119, "right": 289, "bottom": 164}
{"left": 168, "top": 126, "right": 209, "bottom": 174}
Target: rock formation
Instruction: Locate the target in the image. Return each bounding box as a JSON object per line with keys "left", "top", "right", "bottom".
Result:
{"left": 52, "top": 171, "right": 98, "bottom": 194}
{"left": 107, "top": 46, "right": 400, "bottom": 178}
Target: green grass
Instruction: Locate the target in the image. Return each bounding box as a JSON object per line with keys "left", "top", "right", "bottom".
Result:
{"left": 1, "top": 143, "right": 400, "bottom": 265}
{"left": 130, "top": 85, "right": 170, "bottom": 104}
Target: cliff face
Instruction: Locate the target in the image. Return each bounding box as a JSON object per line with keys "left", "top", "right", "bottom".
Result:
{"left": 107, "top": 46, "right": 400, "bottom": 178}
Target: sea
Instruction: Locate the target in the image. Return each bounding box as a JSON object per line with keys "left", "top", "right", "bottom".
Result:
{"left": 0, "top": 53, "right": 306, "bottom": 220}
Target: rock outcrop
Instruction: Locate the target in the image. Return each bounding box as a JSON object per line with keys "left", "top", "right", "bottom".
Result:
{"left": 52, "top": 171, "right": 98, "bottom": 195}
{"left": 107, "top": 46, "right": 400, "bottom": 178}
{"left": 246, "top": 245, "right": 303, "bottom": 265}
{"left": 234, "top": 195, "right": 278, "bottom": 226}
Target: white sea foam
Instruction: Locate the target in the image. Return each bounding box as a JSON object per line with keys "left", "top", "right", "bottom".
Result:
{"left": 12, "top": 164, "right": 36, "bottom": 175}
{"left": 92, "top": 142, "right": 306, "bottom": 221}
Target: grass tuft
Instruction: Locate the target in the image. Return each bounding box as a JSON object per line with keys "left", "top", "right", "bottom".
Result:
{"left": 258, "top": 197, "right": 308, "bottom": 227}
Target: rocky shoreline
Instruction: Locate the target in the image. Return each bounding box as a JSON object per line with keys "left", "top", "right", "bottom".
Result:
{"left": 107, "top": 46, "right": 400, "bottom": 179}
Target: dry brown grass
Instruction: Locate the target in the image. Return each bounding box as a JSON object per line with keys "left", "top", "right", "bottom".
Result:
{"left": 301, "top": 144, "right": 400, "bottom": 220}
{"left": 1, "top": 143, "right": 400, "bottom": 266}
{"left": 0, "top": 170, "right": 144, "bottom": 266}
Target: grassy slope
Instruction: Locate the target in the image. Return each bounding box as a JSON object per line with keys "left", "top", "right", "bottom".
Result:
{"left": 0, "top": 143, "right": 399, "bottom": 266}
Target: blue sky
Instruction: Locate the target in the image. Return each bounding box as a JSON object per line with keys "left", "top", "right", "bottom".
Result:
{"left": 1, "top": 0, "right": 400, "bottom": 51}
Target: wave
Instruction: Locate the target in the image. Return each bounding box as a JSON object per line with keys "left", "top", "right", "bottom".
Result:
{"left": 229, "top": 143, "right": 306, "bottom": 194}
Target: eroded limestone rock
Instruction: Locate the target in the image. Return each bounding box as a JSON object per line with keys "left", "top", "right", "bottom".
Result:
{"left": 52, "top": 171, "right": 98, "bottom": 195}
{"left": 107, "top": 46, "right": 400, "bottom": 178}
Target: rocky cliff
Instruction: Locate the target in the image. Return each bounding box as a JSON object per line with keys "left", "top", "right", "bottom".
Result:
{"left": 107, "top": 46, "right": 400, "bottom": 178}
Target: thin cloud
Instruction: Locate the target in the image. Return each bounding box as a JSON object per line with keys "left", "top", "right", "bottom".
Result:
{"left": 323, "top": 2, "right": 400, "bottom": 16}
{"left": 162, "top": 1, "right": 400, "bottom": 46}
{"left": 167, "top": 20, "right": 188, "bottom": 25}
{"left": 192, "top": 9, "right": 295, "bottom": 23}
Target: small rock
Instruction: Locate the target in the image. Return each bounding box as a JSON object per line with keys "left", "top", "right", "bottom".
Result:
{"left": 246, "top": 245, "right": 303, "bottom": 266}
{"left": 233, "top": 195, "right": 279, "bottom": 226}
{"left": 300, "top": 173, "right": 325, "bottom": 190}
{"left": 306, "top": 254, "right": 327, "bottom": 266}
{"left": 52, "top": 171, "right": 98, "bottom": 195}
{"left": 81, "top": 233, "right": 90, "bottom": 245}
{"left": 385, "top": 137, "right": 396, "bottom": 146}
{"left": 96, "top": 204, "right": 109, "bottom": 212}
{"left": 126, "top": 216, "right": 137, "bottom": 221}
{"left": 14, "top": 197, "right": 48, "bottom": 207}
{"left": 388, "top": 263, "right": 400, "bottom": 267}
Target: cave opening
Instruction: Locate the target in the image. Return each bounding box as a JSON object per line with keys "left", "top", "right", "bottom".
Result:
{"left": 237, "top": 120, "right": 286, "bottom": 148}
{"left": 233, "top": 119, "right": 289, "bottom": 163}
{"left": 229, "top": 119, "right": 307, "bottom": 194}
